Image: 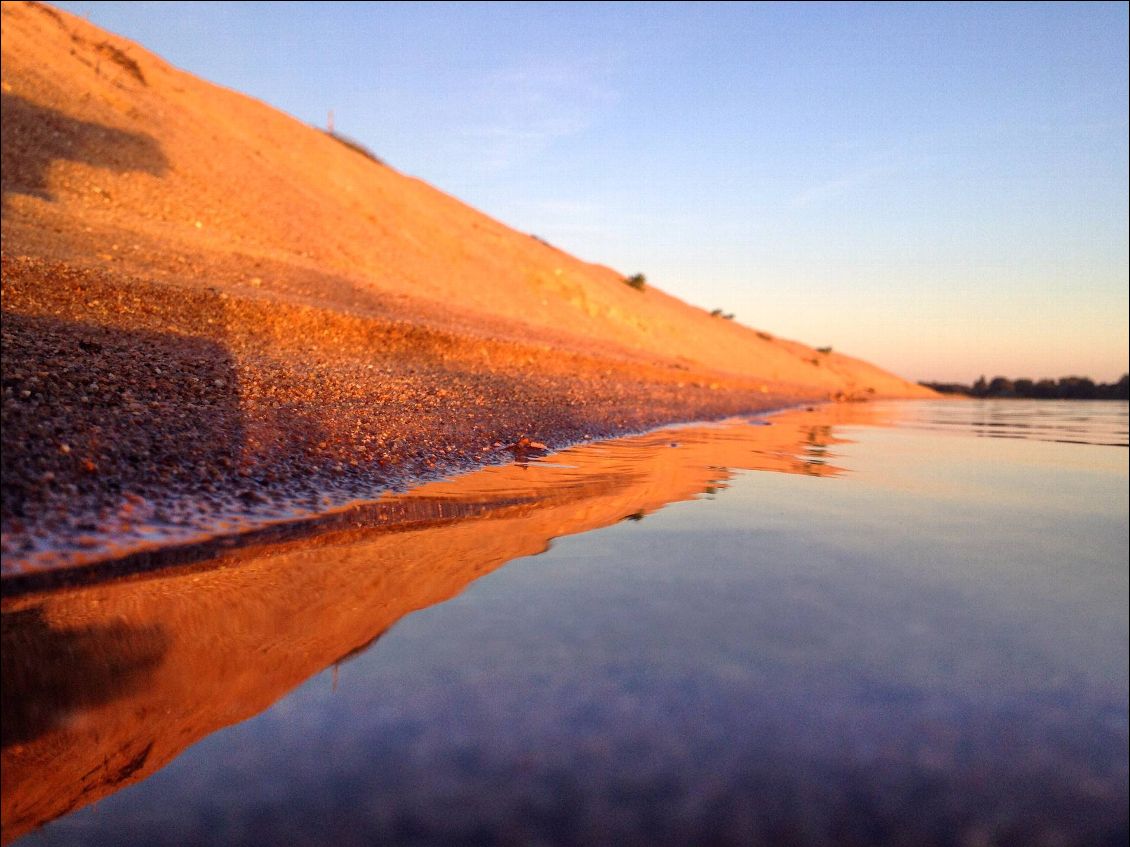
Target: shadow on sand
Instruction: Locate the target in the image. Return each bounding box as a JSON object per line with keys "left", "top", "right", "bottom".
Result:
{"left": 0, "top": 92, "right": 168, "bottom": 206}
{"left": 0, "top": 312, "right": 245, "bottom": 528}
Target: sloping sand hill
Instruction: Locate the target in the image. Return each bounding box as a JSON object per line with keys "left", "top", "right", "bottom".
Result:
{"left": 0, "top": 2, "right": 933, "bottom": 572}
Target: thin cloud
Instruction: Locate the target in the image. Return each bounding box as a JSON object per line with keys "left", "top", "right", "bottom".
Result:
{"left": 458, "top": 59, "right": 620, "bottom": 173}
{"left": 790, "top": 161, "right": 897, "bottom": 209}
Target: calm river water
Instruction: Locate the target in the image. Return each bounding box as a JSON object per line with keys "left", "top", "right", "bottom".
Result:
{"left": 3, "top": 400, "right": 1126, "bottom": 846}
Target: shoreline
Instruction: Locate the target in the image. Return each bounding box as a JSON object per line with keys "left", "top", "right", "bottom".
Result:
{"left": 0, "top": 256, "right": 822, "bottom": 576}
{"left": 0, "top": 402, "right": 818, "bottom": 594}
{"left": 1, "top": 250, "right": 932, "bottom": 581}
{"left": 0, "top": 251, "right": 926, "bottom": 581}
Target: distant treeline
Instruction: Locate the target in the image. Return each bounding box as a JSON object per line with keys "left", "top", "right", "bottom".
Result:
{"left": 921, "top": 374, "right": 1129, "bottom": 400}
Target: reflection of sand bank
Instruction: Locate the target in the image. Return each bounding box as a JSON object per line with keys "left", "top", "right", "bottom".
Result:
{"left": 0, "top": 403, "right": 896, "bottom": 843}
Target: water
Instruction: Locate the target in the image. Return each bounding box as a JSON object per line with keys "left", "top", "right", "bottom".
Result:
{"left": 3, "top": 400, "right": 1127, "bottom": 846}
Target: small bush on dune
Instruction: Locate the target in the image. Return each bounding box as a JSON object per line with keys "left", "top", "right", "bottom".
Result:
{"left": 623, "top": 273, "right": 646, "bottom": 291}
{"left": 96, "top": 42, "right": 146, "bottom": 85}
{"left": 322, "top": 129, "right": 383, "bottom": 165}
{"left": 816, "top": 346, "right": 832, "bottom": 354}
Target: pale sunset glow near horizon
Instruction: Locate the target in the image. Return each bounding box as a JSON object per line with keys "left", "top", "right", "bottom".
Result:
{"left": 54, "top": 1, "right": 1129, "bottom": 384}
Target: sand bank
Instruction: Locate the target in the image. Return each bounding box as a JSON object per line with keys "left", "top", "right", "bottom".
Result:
{"left": 1, "top": 2, "right": 932, "bottom": 573}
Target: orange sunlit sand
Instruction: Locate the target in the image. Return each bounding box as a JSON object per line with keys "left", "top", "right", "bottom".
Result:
{"left": 1, "top": 2, "right": 931, "bottom": 574}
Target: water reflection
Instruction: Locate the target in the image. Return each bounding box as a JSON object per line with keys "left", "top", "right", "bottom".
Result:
{"left": 1, "top": 608, "right": 168, "bottom": 748}
{"left": 0, "top": 404, "right": 877, "bottom": 844}
{"left": 4, "top": 400, "right": 1126, "bottom": 845}
{"left": 892, "top": 398, "right": 1129, "bottom": 447}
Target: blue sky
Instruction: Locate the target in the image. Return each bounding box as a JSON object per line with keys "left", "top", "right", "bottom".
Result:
{"left": 54, "top": 1, "right": 1128, "bottom": 382}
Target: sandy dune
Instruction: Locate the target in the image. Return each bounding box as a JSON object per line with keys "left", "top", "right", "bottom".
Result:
{"left": 0, "top": 2, "right": 933, "bottom": 573}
